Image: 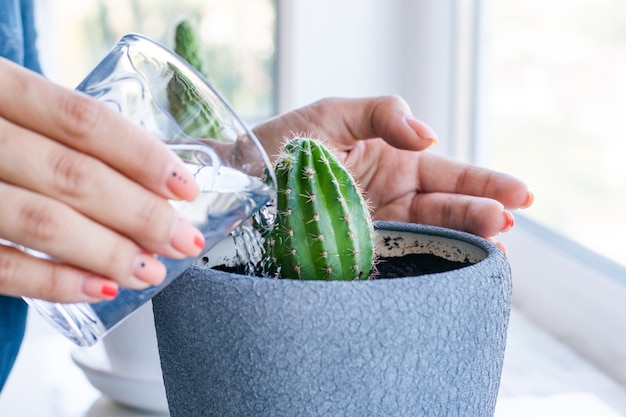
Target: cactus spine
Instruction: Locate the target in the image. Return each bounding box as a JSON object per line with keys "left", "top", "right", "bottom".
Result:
{"left": 266, "top": 137, "right": 375, "bottom": 281}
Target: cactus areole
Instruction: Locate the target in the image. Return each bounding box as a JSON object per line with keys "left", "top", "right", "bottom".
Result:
{"left": 265, "top": 137, "right": 375, "bottom": 280}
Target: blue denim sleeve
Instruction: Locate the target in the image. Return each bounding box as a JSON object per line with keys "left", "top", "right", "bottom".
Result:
{"left": 0, "top": 297, "right": 28, "bottom": 393}
{"left": 0, "top": 0, "right": 42, "bottom": 72}
{"left": 0, "top": 0, "right": 42, "bottom": 393}
{"left": 20, "top": 0, "right": 42, "bottom": 73}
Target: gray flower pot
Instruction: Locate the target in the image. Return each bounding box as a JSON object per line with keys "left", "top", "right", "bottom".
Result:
{"left": 152, "top": 221, "right": 512, "bottom": 417}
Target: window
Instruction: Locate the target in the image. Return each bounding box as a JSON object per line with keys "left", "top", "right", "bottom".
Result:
{"left": 485, "top": 0, "right": 626, "bottom": 268}
{"left": 37, "top": 0, "right": 277, "bottom": 123}
{"left": 482, "top": 0, "right": 626, "bottom": 388}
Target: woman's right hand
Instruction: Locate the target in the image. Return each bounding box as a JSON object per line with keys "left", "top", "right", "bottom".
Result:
{"left": 0, "top": 58, "right": 206, "bottom": 303}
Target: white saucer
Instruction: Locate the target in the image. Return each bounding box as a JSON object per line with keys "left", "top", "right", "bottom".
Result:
{"left": 71, "top": 345, "right": 169, "bottom": 414}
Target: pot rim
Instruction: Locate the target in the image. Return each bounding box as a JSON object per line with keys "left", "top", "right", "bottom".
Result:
{"left": 194, "top": 221, "right": 508, "bottom": 283}
{"left": 374, "top": 220, "right": 499, "bottom": 256}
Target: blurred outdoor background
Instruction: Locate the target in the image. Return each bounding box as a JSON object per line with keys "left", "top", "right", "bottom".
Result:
{"left": 35, "top": 0, "right": 626, "bottom": 268}
{"left": 36, "top": 0, "right": 276, "bottom": 123}
{"left": 487, "top": 0, "right": 626, "bottom": 266}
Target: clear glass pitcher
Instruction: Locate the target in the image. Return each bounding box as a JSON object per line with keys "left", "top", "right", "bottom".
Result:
{"left": 24, "top": 33, "right": 276, "bottom": 347}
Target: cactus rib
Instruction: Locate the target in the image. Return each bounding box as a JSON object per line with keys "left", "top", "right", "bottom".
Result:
{"left": 266, "top": 138, "right": 375, "bottom": 281}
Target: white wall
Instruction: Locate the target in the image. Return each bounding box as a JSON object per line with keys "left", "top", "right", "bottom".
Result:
{"left": 277, "top": 0, "right": 457, "bottom": 154}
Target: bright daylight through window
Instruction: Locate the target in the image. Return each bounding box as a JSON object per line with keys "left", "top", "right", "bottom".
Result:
{"left": 485, "top": 0, "right": 626, "bottom": 267}
{"left": 38, "top": 0, "right": 277, "bottom": 123}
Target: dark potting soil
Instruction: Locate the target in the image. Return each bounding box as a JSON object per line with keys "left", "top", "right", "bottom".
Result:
{"left": 212, "top": 253, "right": 472, "bottom": 279}
{"left": 374, "top": 253, "right": 472, "bottom": 278}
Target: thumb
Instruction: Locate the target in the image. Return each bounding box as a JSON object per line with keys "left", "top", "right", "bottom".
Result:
{"left": 328, "top": 96, "right": 438, "bottom": 151}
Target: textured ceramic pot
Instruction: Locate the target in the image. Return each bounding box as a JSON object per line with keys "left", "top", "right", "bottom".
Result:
{"left": 152, "top": 221, "right": 512, "bottom": 417}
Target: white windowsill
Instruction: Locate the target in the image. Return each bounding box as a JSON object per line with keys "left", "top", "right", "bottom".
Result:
{"left": 496, "top": 309, "right": 626, "bottom": 416}
{"left": 501, "top": 215, "right": 626, "bottom": 388}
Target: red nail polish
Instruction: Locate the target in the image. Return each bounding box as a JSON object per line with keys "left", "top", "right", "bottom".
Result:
{"left": 101, "top": 284, "right": 118, "bottom": 298}
{"left": 503, "top": 211, "right": 515, "bottom": 232}
{"left": 496, "top": 241, "right": 508, "bottom": 254}
{"left": 170, "top": 219, "right": 206, "bottom": 257}
{"left": 522, "top": 192, "right": 535, "bottom": 209}
{"left": 194, "top": 234, "right": 205, "bottom": 250}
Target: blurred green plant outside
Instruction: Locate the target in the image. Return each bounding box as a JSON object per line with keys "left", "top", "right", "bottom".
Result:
{"left": 42, "top": 0, "right": 276, "bottom": 122}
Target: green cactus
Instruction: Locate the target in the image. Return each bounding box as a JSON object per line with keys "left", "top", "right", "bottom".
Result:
{"left": 174, "top": 20, "right": 207, "bottom": 77}
{"left": 167, "top": 20, "right": 222, "bottom": 140}
{"left": 264, "top": 137, "right": 375, "bottom": 281}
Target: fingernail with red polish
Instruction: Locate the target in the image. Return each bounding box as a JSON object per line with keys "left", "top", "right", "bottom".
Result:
{"left": 101, "top": 284, "right": 119, "bottom": 298}
{"left": 496, "top": 241, "right": 508, "bottom": 254}
{"left": 502, "top": 211, "right": 515, "bottom": 232}
{"left": 82, "top": 275, "right": 119, "bottom": 300}
{"left": 194, "top": 234, "right": 205, "bottom": 251}
{"left": 166, "top": 164, "right": 199, "bottom": 201}
{"left": 171, "top": 219, "right": 205, "bottom": 258}
{"left": 522, "top": 191, "right": 534, "bottom": 209}
{"left": 133, "top": 253, "right": 167, "bottom": 286}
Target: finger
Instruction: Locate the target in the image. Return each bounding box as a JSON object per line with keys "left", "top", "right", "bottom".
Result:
{"left": 0, "top": 182, "right": 175, "bottom": 289}
{"left": 0, "top": 120, "right": 204, "bottom": 258}
{"left": 0, "top": 58, "right": 198, "bottom": 202}
{"left": 494, "top": 239, "right": 509, "bottom": 254}
{"left": 418, "top": 152, "right": 534, "bottom": 210}
{"left": 480, "top": 236, "right": 509, "bottom": 254}
{"left": 311, "top": 96, "right": 438, "bottom": 151}
{"left": 253, "top": 95, "right": 438, "bottom": 160}
{"left": 0, "top": 244, "right": 120, "bottom": 303}
{"left": 375, "top": 192, "right": 515, "bottom": 239}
